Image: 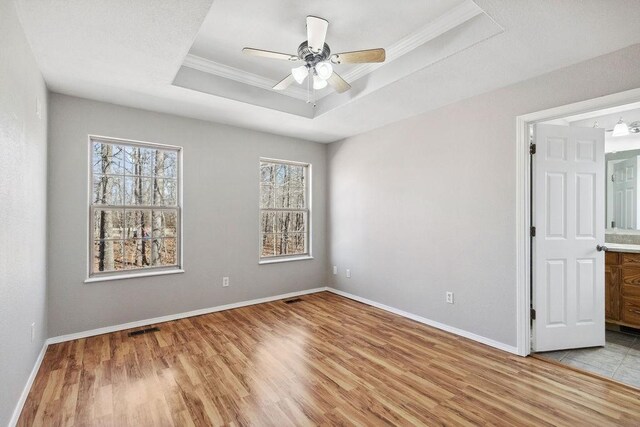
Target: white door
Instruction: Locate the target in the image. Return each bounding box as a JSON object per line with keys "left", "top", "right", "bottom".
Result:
{"left": 533, "top": 124, "right": 605, "bottom": 352}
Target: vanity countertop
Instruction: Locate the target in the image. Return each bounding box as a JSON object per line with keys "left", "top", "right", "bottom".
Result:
{"left": 605, "top": 243, "right": 640, "bottom": 254}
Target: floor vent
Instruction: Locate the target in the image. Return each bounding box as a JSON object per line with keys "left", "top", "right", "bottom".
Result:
{"left": 284, "top": 298, "right": 303, "bottom": 304}
{"left": 128, "top": 326, "right": 160, "bottom": 337}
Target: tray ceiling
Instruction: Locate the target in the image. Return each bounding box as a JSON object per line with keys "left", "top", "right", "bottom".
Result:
{"left": 14, "top": 0, "right": 640, "bottom": 142}
{"left": 175, "top": 0, "right": 503, "bottom": 117}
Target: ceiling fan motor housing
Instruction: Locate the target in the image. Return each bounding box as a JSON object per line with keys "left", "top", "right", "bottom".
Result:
{"left": 297, "top": 41, "right": 331, "bottom": 66}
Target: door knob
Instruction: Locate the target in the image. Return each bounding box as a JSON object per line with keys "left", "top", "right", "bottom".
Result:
{"left": 597, "top": 245, "right": 608, "bottom": 252}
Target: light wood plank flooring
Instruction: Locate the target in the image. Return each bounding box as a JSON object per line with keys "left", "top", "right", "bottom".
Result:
{"left": 18, "top": 292, "right": 640, "bottom": 426}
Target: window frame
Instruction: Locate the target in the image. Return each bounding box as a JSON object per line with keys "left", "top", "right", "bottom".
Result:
{"left": 86, "top": 135, "right": 184, "bottom": 282}
{"left": 258, "top": 157, "right": 312, "bottom": 264}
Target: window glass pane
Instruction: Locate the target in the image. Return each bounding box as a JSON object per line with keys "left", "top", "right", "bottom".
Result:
{"left": 260, "top": 162, "right": 275, "bottom": 184}
{"left": 260, "top": 211, "right": 276, "bottom": 233}
{"left": 278, "top": 211, "right": 305, "bottom": 232}
{"left": 124, "top": 146, "right": 155, "bottom": 176}
{"left": 93, "top": 240, "right": 124, "bottom": 272}
{"left": 275, "top": 186, "right": 290, "bottom": 209}
{"left": 153, "top": 210, "right": 177, "bottom": 237}
{"left": 93, "top": 209, "right": 124, "bottom": 239}
{"left": 288, "top": 165, "right": 304, "bottom": 186}
{"left": 260, "top": 184, "right": 274, "bottom": 208}
{"left": 275, "top": 234, "right": 288, "bottom": 255}
{"left": 153, "top": 178, "right": 177, "bottom": 206}
{"left": 274, "top": 186, "right": 305, "bottom": 209}
{"left": 92, "top": 142, "right": 124, "bottom": 175}
{"left": 124, "top": 177, "right": 153, "bottom": 205}
{"left": 152, "top": 238, "right": 176, "bottom": 266}
{"left": 287, "top": 233, "right": 306, "bottom": 254}
{"left": 92, "top": 175, "right": 123, "bottom": 205}
{"left": 261, "top": 234, "right": 275, "bottom": 257}
{"left": 289, "top": 186, "right": 305, "bottom": 209}
{"left": 124, "top": 239, "right": 151, "bottom": 268}
{"left": 163, "top": 151, "right": 178, "bottom": 179}
{"left": 125, "top": 210, "right": 152, "bottom": 239}
{"left": 275, "top": 164, "right": 287, "bottom": 186}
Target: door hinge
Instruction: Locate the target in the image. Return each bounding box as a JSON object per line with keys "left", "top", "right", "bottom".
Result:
{"left": 530, "top": 226, "right": 536, "bottom": 237}
{"left": 530, "top": 143, "right": 536, "bottom": 155}
{"left": 530, "top": 308, "right": 536, "bottom": 320}
{"left": 611, "top": 174, "right": 615, "bottom": 182}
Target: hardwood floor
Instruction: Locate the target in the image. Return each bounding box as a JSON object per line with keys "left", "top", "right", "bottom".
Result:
{"left": 18, "top": 292, "right": 640, "bottom": 426}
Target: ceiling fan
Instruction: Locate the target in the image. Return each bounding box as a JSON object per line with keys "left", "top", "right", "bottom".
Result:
{"left": 242, "top": 16, "right": 386, "bottom": 97}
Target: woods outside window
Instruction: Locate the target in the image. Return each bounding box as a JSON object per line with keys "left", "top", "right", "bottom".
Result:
{"left": 89, "top": 136, "right": 181, "bottom": 278}
{"left": 259, "top": 159, "right": 310, "bottom": 261}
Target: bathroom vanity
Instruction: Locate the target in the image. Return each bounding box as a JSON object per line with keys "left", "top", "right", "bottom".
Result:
{"left": 605, "top": 244, "right": 640, "bottom": 327}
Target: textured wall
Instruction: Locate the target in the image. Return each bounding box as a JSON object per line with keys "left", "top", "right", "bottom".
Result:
{"left": 0, "top": 1, "right": 49, "bottom": 425}
{"left": 328, "top": 44, "right": 640, "bottom": 347}
{"left": 47, "top": 94, "right": 328, "bottom": 337}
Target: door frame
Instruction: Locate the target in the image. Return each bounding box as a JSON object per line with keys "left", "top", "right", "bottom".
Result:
{"left": 516, "top": 87, "right": 640, "bottom": 356}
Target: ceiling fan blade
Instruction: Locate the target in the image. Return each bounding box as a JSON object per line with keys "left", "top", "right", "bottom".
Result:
{"left": 306, "top": 16, "right": 329, "bottom": 54}
{"left": 331, "top": 48, "right": 386, "bottom": 64}
{"left": 327, "top": 72, "right": 351, "bottom": 93}
{"left": 243, "top": 48, "right": 298, "bottom": 62}
{"left": 273, "top": 74, "right": 295, "bottom": 91}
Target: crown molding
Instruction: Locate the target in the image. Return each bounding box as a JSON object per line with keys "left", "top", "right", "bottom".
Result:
{"left": 182, "top": 0, "right": 489, "bottom": 103}
{"left": 183, "top": 55, "right": 310, "bottom": 101}
{"left": 337, "top": 0, "right": 485, "bottom": 86}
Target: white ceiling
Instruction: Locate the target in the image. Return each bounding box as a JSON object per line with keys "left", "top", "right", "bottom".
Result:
{"left": 14, "top": 0, "right": 640, "bottom": 143}
{"left": 177, "top": 0, "right": 500, "bottom": 116}
{"left": 189, "top": 0, "right": 468, "bottom": 82}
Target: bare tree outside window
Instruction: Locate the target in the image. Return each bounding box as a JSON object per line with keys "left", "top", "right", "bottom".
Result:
{"left": 90, "top": 137, "right": 180, "bottom": 276}
{"left": 259, "top": 160, "right": 309, "bottom": 258}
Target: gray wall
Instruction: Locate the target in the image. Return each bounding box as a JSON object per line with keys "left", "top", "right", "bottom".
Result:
{"left": 47, "top": 94, "right": 327, "bottom": 337}
{"left": 327, "top": 44, "right": 640, "bottom": 347}
{"left": 0, "top": 0, "right": 49, "bottom": 425}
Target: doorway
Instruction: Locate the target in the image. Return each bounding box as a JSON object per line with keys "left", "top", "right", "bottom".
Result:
{"left": 520, "top": 90, "right": 640, "bottom": 388}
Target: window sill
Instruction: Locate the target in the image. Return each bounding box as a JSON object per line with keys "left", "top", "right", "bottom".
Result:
{"left": 259, "top": 255, "right": 314, "bottom": 265}
{"left": 85, "top": 268, "right": 185, "bottom": 283}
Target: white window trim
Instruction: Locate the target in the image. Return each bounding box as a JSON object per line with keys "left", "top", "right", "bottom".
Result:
{"left": 86, "top": 134, "right": 184, "bottom": 282}
{"left": 258, "top": 157, "right": 312, "bottom": 263}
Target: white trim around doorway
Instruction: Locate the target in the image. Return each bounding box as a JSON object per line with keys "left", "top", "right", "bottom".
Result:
{"left": 516, "top": 87, "right": 640, "bottom": 357}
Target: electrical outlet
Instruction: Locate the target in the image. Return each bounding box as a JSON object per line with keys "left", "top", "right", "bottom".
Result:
{"left": 346, "top": 269, "right": 351, "bottom": 278}
{"left": 333, "top": 266, "right": 338, "bottom": 275}
{"left": 31, "top": 322, "right": 35, "bottom": 342}
{"left": 446, "top": 292, "right": 454, "bottom": 304}
{"left": 222, "top": 277, "right": 229, "bottom": 287}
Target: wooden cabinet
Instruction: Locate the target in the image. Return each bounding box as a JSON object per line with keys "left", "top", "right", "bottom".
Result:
{"left": 606, "top": 251, "right": 640, "bottom": 328}
{"left": 605, "top": 263, "right": 620, "bottom": 321}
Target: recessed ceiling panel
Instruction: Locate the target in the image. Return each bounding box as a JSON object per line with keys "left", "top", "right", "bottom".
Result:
{"left": 176, "top": 0, "right": 503, "bottom": 117}
{"left": 190, "top": 0, "right": 468, "bottom": 81}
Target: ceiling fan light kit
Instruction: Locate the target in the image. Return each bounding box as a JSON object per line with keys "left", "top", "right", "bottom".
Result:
{"left": 242, "top": 15, "right": 386, "bottom": 105}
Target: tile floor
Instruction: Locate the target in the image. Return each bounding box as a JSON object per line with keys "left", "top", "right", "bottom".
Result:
{"left": 537, "top": 330, "right": 640, "bottom": 388}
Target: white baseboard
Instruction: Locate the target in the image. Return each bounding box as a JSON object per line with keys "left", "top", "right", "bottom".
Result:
{"left": 47, "top": 287, "right": 329, "bottom": 345}
{"left": 9, "top": 341, "right": 48, "bottom": 427}
{"left": 325, "top": 287, "right": 519, "bottom": 355}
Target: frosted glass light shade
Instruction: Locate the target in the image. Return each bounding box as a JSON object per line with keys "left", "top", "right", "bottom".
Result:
{"left": 313, "top": 75, "right": 327, "bottom": 90}
{"left": 291, "top": 66, "right": 308, "bottom": 84}
{"left": 613, "top": 118, "right": 630, "bottom": 137}
{"left": 315, "top": 62, "right": 333, "bottom": 80}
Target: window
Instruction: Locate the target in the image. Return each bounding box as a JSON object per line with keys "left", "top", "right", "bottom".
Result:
{"left": 89, "top": 136, "right": 181, "bottom": 278}
{"left": 259, "top": 159, "right": 310, "bottom": 260}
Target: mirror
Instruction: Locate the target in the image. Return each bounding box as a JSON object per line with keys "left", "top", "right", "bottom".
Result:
{"left": 607, "top": 150, "right": 640, "bottom": 231}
